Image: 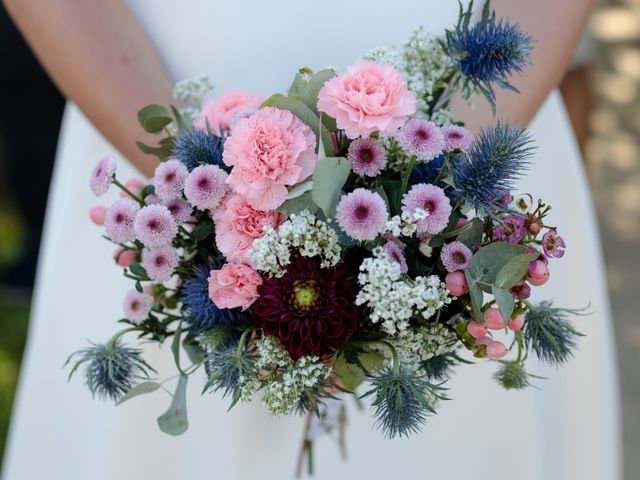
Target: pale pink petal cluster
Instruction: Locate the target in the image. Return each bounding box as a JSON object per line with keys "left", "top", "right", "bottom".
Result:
{"left": 402, "top": 183, "right": 452, "bottom": 235}
{"left": 134, "top": 204, "right": 178, "bottom": 247}
{"left": 336, "top": 189, "right": 389, "bottom": 241}
{"left": 208, "top": 263, "right": 262, "bottom": 311}
{"left": 152, "top": 160, "right": 189, "bottom": 200}
{"left": 193, "top": 90, "right": 266, "bottom": 135}
{"left": 142, "top": 245, "right": 179, "bottom": 282}
{"left": 122, "top": 290, "right": 153, "bottom": 324}
{"left": 90, "top": 156, "right": 116, "bottom": 196}
{"left": 441, "top": 125, "right": 474, "bottom": 152}
{"left": 184, "top": 165, "right": 228, "bottom": 211}
{"left": 105, "top": 199, "right": 140, "bottom": 243}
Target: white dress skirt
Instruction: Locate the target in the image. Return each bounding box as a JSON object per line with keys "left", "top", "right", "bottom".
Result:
{"left": 2, "top": 1, "right": 621, "bottom": 479}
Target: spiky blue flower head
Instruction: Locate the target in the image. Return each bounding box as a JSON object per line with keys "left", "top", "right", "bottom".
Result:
{"left": 181, "top": 264, "right": 248, "bottom": 336}
{"left": 493, "top": 360, "right": 537, "bottom": 390}
{"left": 423, "top": 353, "right": 458, "bottom": 382}
{"left": 410, "top": 153, "right": 446, "bottom": 186}
{"left": 523, "top": 301, "right": 585, "bottom": 366}
{"left": 203, "top": 343, "right": 257, "bottom": 408}
{"left": 66, "top": 341, "right": 153, "bottom": 401}
{"left": 452, "top": 122, "right": 533, "bottom": 213}
{"left": 445, "top": 0, "right": 533, "bottom": 108}
{"left": 173, "top": 129, "right": 225, "bottom": 172}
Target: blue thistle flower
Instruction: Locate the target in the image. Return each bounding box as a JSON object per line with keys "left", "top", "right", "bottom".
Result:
{"left": 409, "top": 153, "right": 446, "bottom": 186}
{"left": 523, "top": 301, "right": 585, "bottom": 366}
{"left": 173, "top": 129, "right": 225, "bottom": 172}
{"left": 423, "top": 353, "right": 459, "bottom": 382}
{"left": 493, "top": 360, "right": 537, "bottom": 390}
{"left": 181, "top": 264, "right": 248, "bottom": 336}
{"left": 452, "top": 122, "right": 533, "bottom": 213}
{"left": 203, "top": 343, "right": 257, "bottom": 408}
{"left": 445, "top": 0, "right": 533, "bottom": 109}
{"left": 66, "top": 340, "right": 153, "bottom": 401}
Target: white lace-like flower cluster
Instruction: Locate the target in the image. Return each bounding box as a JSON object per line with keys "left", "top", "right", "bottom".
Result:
{"left": 248, "top": 210, "right": 341, "bottom": 277}
{"left": 356, "top": 247, "right": 451, "bottom": 336}
{"left": 384, "top": 208, "right": 428, "bottom": 238}
{"left": 173, "top": 75, "right": 213, "bottom": 106}
{"left": 256, "top": 336, "right": 291, "bottom": 370}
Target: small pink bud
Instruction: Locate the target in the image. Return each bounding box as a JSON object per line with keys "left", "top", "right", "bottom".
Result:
{"left": 89, "top": 206, "right": 106, "bottom": 225}
{"left": 508, "top": 314, "right": 525, "bottom": 331}
{"left": 467, "top": 321, "right": 488, "bottom": 339}
{"left": 113, "top": 247, "right": 136, "bottom": 267}
{"left": 527, "top": 259, "right": 549, "bottom": 286}
{"left": 487, "top": 341, "right": 507, "bottom": 359}
{"left": 484, "top": 307, "right": 505, "bottom": 330}
{"left": 455, "top": 217, "right": 469, "bottom": 230}
{"left": 445, "top": 271, "right": 469, "bottom": 296}
{"left": 474, "top": 335, "right": 492, "bottom": 346}
{"left": 120, "top": 178, "right": 146, "bottom": 198}
{"left": 527, "top": 220, "right": 542, "bottom": 236}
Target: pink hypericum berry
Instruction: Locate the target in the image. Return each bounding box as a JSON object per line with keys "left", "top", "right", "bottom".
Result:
{"left": 487, "top": 341, "right": 507, "bottom": 359}
{"left": 445, "top": 271, "right": 469, "bottom": 296}
{"left": 113, "top": 247, "right": 137, "bottom": 267}
{"left": 474, "top": 335, "right": 493, "bottom": 346}
{"left": 484, "top": 308, "right": 505, "bottom": 330}
{"left": 89, "top": 206, "right": 106, "bottom": 225}
{"left": 120, "top": 178, "right": 146, "bottom": 198}
{"left": 508, "top": 314, "right": 525, "bottom": 331}
{"left": 467, "top": 321, "right": 488, "bottom": 339}
{"left": 527, "top": 259, "right": 549, "bottom": 286}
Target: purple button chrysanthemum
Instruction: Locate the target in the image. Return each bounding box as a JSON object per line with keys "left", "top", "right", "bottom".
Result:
{"left": 383, "top": 241, "right": 408, "bottom": 273}
{"left": 542, "top": 229, "right": 566, "bottom": 258}
{"left": 104, "top": 198, "right": 140, "bottom": 244}
{"left": 397, "top": 119, "right": 445, "bottom": 162}
{"left": 162, "top": 197, "right": 193, "bottom": 223}
{"left": 336, "top": 188, "right": 389, "bottom": 241}
{"left": 133, "top": 204, "right": 178, "bottom": 247}
{"left": 184, "top": 164, "right": 228, "bottom": 211}
{"left": 402, "top": 183, "right": 452, "bottom": 235}
{"left": 122, "top": 290, "right": 153, "bottom": 324}
{"left": 152, "top": 159, "right": 189, "bottom": 200}
{"left": 347, "top": 138, "right": 387, "bottom": 177}
{"left": 440, "top": 240, "right": 473, "bottom": 272}
{"left": 494, "top": 215, "right": 526, "bottom": 244}
{"left": 441, "top": 125, "right": 473, "bottom": 152}
{"left": 142, "top": 244, "right": 179, "bottom": 282}
{"left": 90, "top": 155, "right": 116, "bottom": 197}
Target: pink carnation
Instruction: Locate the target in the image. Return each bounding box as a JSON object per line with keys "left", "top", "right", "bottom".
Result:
{"left": 317, "top": 59, "right": 416, "bottom": 139}
{"left": 208, "top": 263, "right": 262, "bottom": 311}
{"left": 223, "top": 107, "right": 317, "bottom": 210}
{"left": 212, "top": 194, "right": 286, "bottom": 265}
{"left": 193, "top": 90, "right": 266, "bottom": 135}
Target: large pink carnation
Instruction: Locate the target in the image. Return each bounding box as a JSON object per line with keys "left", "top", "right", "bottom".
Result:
{"left": 193, "top": 90, "right": 266, "bottom": 135}
{"left": 223, "top": 107, "right": 317, "bottom": 210}
{"left": 317, "top": 60, "right": 416, "bottom": 139}
{"left": 213, "top": 194, "right": 286, "bottom": 265}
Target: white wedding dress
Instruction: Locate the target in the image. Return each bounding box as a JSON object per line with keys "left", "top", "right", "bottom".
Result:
{"left": 2, "top": 1, "right": 621, "bottom": 479}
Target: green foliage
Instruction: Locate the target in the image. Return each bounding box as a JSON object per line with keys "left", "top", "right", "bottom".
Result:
{"left": 116, "top": 380, "right": 162, "bottom": 406}
{"left": 137, "top": 104, "right": 173, "bottom": 133}
{"left": 157, "top": 375, "right": 189, "bottom": 435}
{"left": 333, "top": 351, "right": 384, "bottom": 392}
{"left": 493, "top": 360, "right": 535, "bottom": 390}
{"left": 311, "top": 157, "right": 351, "bottom": 217}
{"left": 456, "top": 218, "right": 484, "bottom": 248}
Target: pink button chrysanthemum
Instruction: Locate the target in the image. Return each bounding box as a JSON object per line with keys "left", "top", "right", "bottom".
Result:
{"left": 184, "top": 164, "right": 228, "bottom": 211}
{"left": 223, "top": 107, "right": 317, "bottom": 210}
{"left": 397, "top": 119, "right": 445, "bottom": 162}
{"left": 336, "top": 188, "right": 388, "bottom": 241}
{"left": 441, "top": 125, "right": 474, "bottom": 152}
{"left": 152, "top": 160, "right": 189, "bottom": 200}
{"left": 440, "top": 240, "right": 473, "bottom": 272}
{"left": 402, "top": 183, "right": 452, "bottom": 235}
{"left": 133, "top": 204, "right": 178, "bottom": 247}
{"left": 142, "top": 244, "right": 179, "bottom": 282}
{"left": 384, "top": 240, "right": 408, "bottom": 273}
{"left": 162, "top": 197, "right": 192, "bottom": 223}
{"left": 104, "top": 198, "right": 140, "bottom": 244}
{"left": 90, "top": 155, "right": 116, "bottom": 196}
{"left": 347, "top": 138, "right": 387, "bottom": 177}
{"left": 317, "top": 60, "right": 416, "bottom": 139}
{"left": 122, "top": 290, "right": 153, "bottom": 324}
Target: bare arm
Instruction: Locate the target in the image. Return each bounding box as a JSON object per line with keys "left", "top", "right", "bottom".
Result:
{"left": 454, "top": 0, "right": 596, "bottom": 133}
{"left": 2, "top": 0, "right": 174, "bottom": 177}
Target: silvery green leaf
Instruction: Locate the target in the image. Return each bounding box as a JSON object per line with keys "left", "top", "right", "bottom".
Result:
{"left": 277, "top": 191, "right": 319, "bottom": 215}
{"left": 116, "top": 381, "right": 161, "bottom": 406}
{"left": 464, "top": 270, "right": 484, "bottom": 322}
{"left": 259, "top": 93, "right": 284, "bottom": 108}
{"left": 157, "top": 375, "right": 188, "bottom": 436}
{"left": 137, "top": 104, "right": 172, "bottom": 133}
{"left": 300, "top": 69, "right": 338, "bottom": 131}
{"left": 171, "top": 322, "right": 184, "bottom": 374}
{"left": 492, "top": 285, "right": 515, "bottom": 324}
{"left": 311, "top": 157, "right": 351, "bottom": 217}
{"left": 495, "top": 253, "right": 539, "bottom": 289}
{"left": 287, "top": 72, "right": 308, "bottom": 99}
{"left": 469, "top": 242, "right": 526, "bottom": 293}
{"left": 183, "top": 337, "right": 205, "bottom": 365}
{"left": 456, "top": 218, "right": 484, "bottom": 248}
{"left": 285, "top": 180, "right": 314, "bottom": 200}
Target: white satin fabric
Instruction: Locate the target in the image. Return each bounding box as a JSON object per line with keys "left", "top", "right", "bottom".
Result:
{"left": 2, "top": 1, "right": 621, "bottom": 479}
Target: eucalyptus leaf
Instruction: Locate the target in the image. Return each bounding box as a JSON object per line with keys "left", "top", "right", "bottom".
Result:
{"left": 183, "top": 337, "right": 206, "bottom": 364}
{"left": 170, "top": 105, "right": 189, "bottom": 134}
{"left": 492, "top": 285, "right": 515, "bottom": 323}
{"left": 136, "top": 141, "right": 173, "bottom": 160}
{"left": 333, "top": 352, "right": 384, "bottom": 392}
{"left": 171, "top": 322, "right": 183, "bottom": 374}
{"left": 300, "top": 69, "right": 337, "bottom": 131}
{"left": 192, "top": 220, "right": 214, "bottom": 241}
{"left": 456, "top": 218, "right": 484, "bottom": 248}
{"left": 116, "top": 381, "right": 161, "bottom": 406}
{"left": 468, "top": 242, "right": 526, "bottom": 293}
{"left": 284, "top": 180, "right": 314, "bottom": 200}
{"left": 464, "top": 270, "right": 484, "bottom": 322}
{"left": 271, "top": 96, "right": 334, "bottom": 155}
{"left": 260, "top": 93, "right": 285, "bottom": 108}
{"left": 157, "top": 375, "right": 189, "bottom": 436}
{"left": 277, "top": 191, "right": 318, "bottom": 215}
{"left": 382, "top": 179, "right": 403, "bottom": 215}
{"left": 288, "top": 73, "right": 308, "bottom": 99}
{"left": 137, "top": 104, "right": 170, "bottom": 127}
{"left": 311, "top": 157, "right": 351, "bottom": 217}
{"left": 495, "top": 253, "right": 538, "bottom": 289}
{"left": 129, "top": 263, "right": 148, "bottom": 278}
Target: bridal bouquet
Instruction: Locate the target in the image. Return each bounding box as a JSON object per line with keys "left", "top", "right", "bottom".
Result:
{"left": 70, "top": 0, "right": 582, "bottom": 468}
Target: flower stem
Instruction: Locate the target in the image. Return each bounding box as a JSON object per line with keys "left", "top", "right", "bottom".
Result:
{"left": 106, "top": 327, "right": 140, "bottom": 349}
{"left": 400, "top": 155, "right": 418, "bottom": 200}
{"left": 235, "top": 327, "right": 254, "bottom": 358}
{"left": 113, "top": 179, "right": 144, "bottom": 206}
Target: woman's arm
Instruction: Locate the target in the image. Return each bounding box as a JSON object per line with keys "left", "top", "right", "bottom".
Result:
{"left": 2, "top": 0, "right": 174, "bottom": 177}
{"left": 454, "top": 0, "right": 597, "bottom": 133}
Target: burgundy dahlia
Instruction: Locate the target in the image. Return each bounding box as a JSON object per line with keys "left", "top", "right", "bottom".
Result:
{"left": 252, "top": 255, "right": 360, "bottom": 360}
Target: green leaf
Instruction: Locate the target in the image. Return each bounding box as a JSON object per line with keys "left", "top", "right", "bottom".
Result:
{"left": 311, "top": 157, "right": 351, "bottom": 217}
{"left": 136, "top": 141, "right": 173, "bottom": 160}
{"left": 129, "top": 263, "right": 148, "bottom": 278}
{"left": 284, "top": 180, "right": 313, "bottom": 200}
{"left": 287, "top": 72, "right": 308, "bottom": 99}
{"left": 468, "top": 242, "right": 526, "bottom": 293}
{"left": 260, "top": 93, "right": 285, "bottom": 108}
{"left": 492, "top": 285, "right": 515, "bottom": 323}
{"left": 333, "top": 352, "right": 384, "bottom": 392}
{"left": 382, "top": 179, "right": 403, "bottom": 215}
{"left": 428, "top": 235, "right": 445, "bottom": 248}
{"left": 300, "top": 69, "right": 337, "bottom": 131}
{"left": 456, "top": 218, "right": 484, "bottom": 248}
{"left": 170, "top": 105, "right": 189, "bottom": 134}
{"left": 277, "top": 190, "right": 318, "bottom": 216}
{"left": 137, "top": 104, "right": 172, "bottom": 133}
{"left": 116, "top": 381, "right": 161, "bottom": 406}
{"left": 465, "top": 270, "right": 484, "bottom": 322}
{"left": 192, "top": 219, "right": 214, "bottom": 241}
{"left": 171, "top": 322, "right": 183, "bottom": 374}
{"left": 157, "top": 374, "right": 189, "bottom": 436}
{"left": 495, "top": 253, "right": 539, "bottom": 289}
{"left": 183, "top": 337, "right": 205, "bottom": 364}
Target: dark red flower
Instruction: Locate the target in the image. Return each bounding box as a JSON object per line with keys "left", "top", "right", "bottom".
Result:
{"left": 251, "top": 255, "right": 360, "bottom": 360}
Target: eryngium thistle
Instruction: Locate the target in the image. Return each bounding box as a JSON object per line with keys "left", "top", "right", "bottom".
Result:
{"left": 203, "top": 344, "right": 257, "bottom": 408}
{"left": 361, "top": 367, "right": 444, "bottom": 438}
{"left": 493, "top": 360, "right": 535, "bottom": 390}
{"left": 445, "top": 0, "right": 533, "bottom": 106}
{"left": 523, "top": 301, "right": 584, "bottom": 366}
{"left": 66, "top": 341, "right": 152, "bottom": 401}
{"left": 452, "top": 122, "right": 532, "bottom": 213}
{"left": 173, "top": 129, "right": 225, "bottom": 172}
{"left": 423, "top": 353, "right": 458, "bottom": 382}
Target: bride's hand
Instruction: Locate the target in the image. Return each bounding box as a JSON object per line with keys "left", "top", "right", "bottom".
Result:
{"left": 2, "top": 0, "right": 174, "bottom": 177}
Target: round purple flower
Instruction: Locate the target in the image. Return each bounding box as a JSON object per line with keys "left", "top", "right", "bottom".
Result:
{"left": 163, "top": 197, "right": 192, "bottom": 223}
{"left": 184, "top": 164, "right": 228, "bottom": 211}
{"left": 494, "top": 215, "right": 526, "bottom": 244}
{"left": 384, "top": 241, "right": 408, "bottom": 273}
{"left": 142, "top": 245, "right": 179, "bottom": 282}
{"left": 145, "top": 193, "right": 161, "bottom": 205}
{"left": 104, "top": 198, "right": 139, "bottom": 243}
{"left": 152, "top": 160, "right": 189, "bottom": 200}
{"left": 134, "top": 204, "right": 178, "bottom": 247}
{"left": 397, "top": 119, "right": 445, "bottom": 162}
{"left": 336, "top": 189, "right": 388, "bottom": 241}
{"left": 347, "top": 138, "right": 387, "bottom": 177}
{"left": 441, "top": 125, "right": 473, "bottom": 152}
{"left": 122, "top": 290, "right": 153, "bottom": 324}
{"left": 402, "top": 183, "right": 452, "bottom": 235}
{"left": 510, "top": 281, "right": 531, "bottom": 300}
{"left": 440, "top": 240, "right": 473, "bottom": 272}
{"left": 90, "top": 155, "right": 116, "bottom": 196}
{"left": 542, "top": 229, "right": 566, "bottom": 258}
